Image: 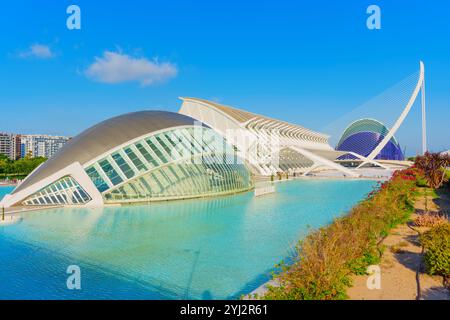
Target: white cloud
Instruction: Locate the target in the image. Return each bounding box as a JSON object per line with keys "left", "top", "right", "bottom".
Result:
{"left": 85, "top": 51, "right": 177, "bottom": 86}
{"left": 19, "top": 44, "right": 54, "bottom": 59}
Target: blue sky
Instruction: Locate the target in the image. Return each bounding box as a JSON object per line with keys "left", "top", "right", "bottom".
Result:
{"left": 0, "top": 0, "right": 448, "bottom": 155}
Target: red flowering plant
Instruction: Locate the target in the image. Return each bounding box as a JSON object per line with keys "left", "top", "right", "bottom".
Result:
{"left": 391, "top": 168, "right": 417, "bottom": 182}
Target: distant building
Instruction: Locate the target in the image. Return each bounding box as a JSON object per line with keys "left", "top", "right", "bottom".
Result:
{"left": 335, "top": 119, "right": 405, "bottom": 161}
{"left": 20, "top": 135, "right": 33, "bottom": 158}
{"left": 20, "top": 134, "right": 70, "bottom": 159}
{"left": 0, "top": 133, "right": 21, "bottom": 160}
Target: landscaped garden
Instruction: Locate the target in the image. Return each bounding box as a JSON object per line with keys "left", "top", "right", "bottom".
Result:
{"left": 0, "top": 154, "right": 46, "bottom": 180}
{"left": 259, "top": 152, "right": 450, "bottom": 300}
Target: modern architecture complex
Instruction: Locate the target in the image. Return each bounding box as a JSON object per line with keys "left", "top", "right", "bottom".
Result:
{"left": 336, "top": 119, "right": 405, "bottom": 161}
{"left": 0, "top": 61, "right": 427, "bottom": 208}
{"left": 1, "top": 111, "right": 252, "bottom": 207}
{"left": 179, "top": 97, "right": 357, "bottom": 177}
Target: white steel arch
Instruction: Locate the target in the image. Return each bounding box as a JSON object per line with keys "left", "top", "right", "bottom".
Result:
{"left": 357, "top": 61, "right": 426, "bottom": 168}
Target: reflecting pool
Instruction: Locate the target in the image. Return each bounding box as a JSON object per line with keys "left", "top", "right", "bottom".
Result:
{"left": 0, "top": 179, "right": 375, "bottom": 299}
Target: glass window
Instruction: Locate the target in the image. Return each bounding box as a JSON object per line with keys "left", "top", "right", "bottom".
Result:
{"left": 124, "top": 147, "right": 147, "bottom": 172}
{"left": 179, "top": 129, "right": 201, "bottom": 154}
{"left": 60, "top": 180, "right": 68, "bottom": 189}
{"left": 99, "top": 159, "right": 123, "bottom": 185}
{"left": 65, "top": 178, "right": 73, "bottom": 188}
{"left": 171, "top": 131, "right": 194, "bottom": 157}
{"left": 156, "top": 134, "right": 180, "bottom": 160}
{"left": 135, "top": 142, "right": 159, "bottom": 167}
{"left": 77, "top": 187, "right": 90, "bottom": 202}
{"left": 156, "top": 135, "right": 172, "bottom": 155}
{"left": 72, "top": 190, "right": 82, "bottom": 203}
{"left": 86, "top": 166, "right": 109, "bottom": 192}
{"left": 185, "top": 128, "right": 205, "bottom": 153}
{"left": 112, "top": 152, "right": 135, "bottom": 179}
{"left": 100, "top": 128, "right": 253, "bottom": 204}
{"left": 146, "top": 138, "right": 168, "bottom": 163}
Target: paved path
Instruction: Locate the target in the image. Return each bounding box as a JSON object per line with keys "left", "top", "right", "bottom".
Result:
{"left": 348, "top": 191, "right": 449, "bottom": 300}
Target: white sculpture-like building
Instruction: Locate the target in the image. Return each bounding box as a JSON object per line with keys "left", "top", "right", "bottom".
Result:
{"left": 2, "top": 62, "right": 426, "bottom": 208}
{"left": 179, "top": 97, "right": 357, "bottom": 177}
{"left": 1, "top": 111, "right": 253, "bottom": 208}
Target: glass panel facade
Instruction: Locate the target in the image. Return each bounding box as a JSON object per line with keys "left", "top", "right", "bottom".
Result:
{"left": 83, "top": 126, "right": 253, "bottom": 202}
{"left": 103, "top": 155, "right": 252, "bottom": 203}
{"left": 146, "top": 137, "right": 168, "bottom": 163}
{"left": 135, "top": 143, "right": 158, "bottom": 167}
{"left": 85, "top": 166, "right": 109, "bottom": 192}
{"left": 124, "top": 147, "right": 147, "bottom": 172}
{"left": 99, "top": 159, "right": 123, "bottom": 186}
{"left": 112, "top": 152, "right": 135, "bottom": 179}
{"left": 22, "top": 176, "right": 91, "bottom": 206}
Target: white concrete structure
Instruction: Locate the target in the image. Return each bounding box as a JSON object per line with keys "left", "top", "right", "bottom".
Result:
{"left": 1, "top": 111, "right": 253, "bottom": 208}
{"left": 357, "top": 61, "right": 426, "bottom": 168}
{"left": 179, "top": 97, "right": 358, "bottom": 177}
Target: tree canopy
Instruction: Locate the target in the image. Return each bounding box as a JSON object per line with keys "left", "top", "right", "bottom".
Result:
{"left": 0, "top": 154, "right": 47, "bottom": 176}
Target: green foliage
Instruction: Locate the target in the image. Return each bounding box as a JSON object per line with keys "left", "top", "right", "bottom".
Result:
{"left": 416, "top": 175, "right": 428, "bottom": 187}
{"left": 262, "top": 169, "right": 418, "bottom": 300}
{"left": 420, "top": 223, "right": 450, "bottom": 279}
{"left": 0, "top": 155, "right": 47, "bottom": 177}
{"left": 414, "top": 152, "right": 450, "bottom": 189}
{"left": 347, "top": 247, "right": 381, "bottom": 275}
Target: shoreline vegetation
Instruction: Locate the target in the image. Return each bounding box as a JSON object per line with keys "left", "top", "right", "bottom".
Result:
{"left": 254, "top": 152, "right": 450, "bottom": 300}
{"left": 347, "top": 185, "right": 449, "bottom": 299}
{"left": 0, "top": 154, "right": 46, "bottom": 182}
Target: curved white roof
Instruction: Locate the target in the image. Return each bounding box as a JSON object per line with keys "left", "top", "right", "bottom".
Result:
{"left": 13, "top": 111, "right": 204, "bottom": 194}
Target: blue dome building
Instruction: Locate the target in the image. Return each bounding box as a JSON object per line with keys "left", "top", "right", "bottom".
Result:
{"left": 336, "top": 119, "right": 404, "bottom": 161}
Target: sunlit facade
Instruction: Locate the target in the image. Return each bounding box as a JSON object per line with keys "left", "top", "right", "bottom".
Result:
{"left": 179, "top": 97, "right": 359, "bottom": 177}
{"left": 1, "top": 111, "right": 252, "bottom": 208}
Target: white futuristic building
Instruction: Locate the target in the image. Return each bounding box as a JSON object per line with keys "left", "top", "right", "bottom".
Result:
{"left": 1, "top": 61, "right": 427, "bottom": 208}
{"left": 1, "top": 111, "right": 253, "bottom": 208}
{"left": 336, "top": 118, "right": 405, "bottom": 161}
{"left": 179, "top": 97, "right": 358, "bottom": 177}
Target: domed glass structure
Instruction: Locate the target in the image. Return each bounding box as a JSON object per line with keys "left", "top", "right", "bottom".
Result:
{"left": 4, "top": 111, "right": 253, "bottom": 207}
{"left": 336, "top": 119, "right": 404, "bottom": 161}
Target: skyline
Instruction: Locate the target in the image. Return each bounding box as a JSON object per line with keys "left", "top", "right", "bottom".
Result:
{"left": 0, "top": 0, "right": 449, "bottom": 155}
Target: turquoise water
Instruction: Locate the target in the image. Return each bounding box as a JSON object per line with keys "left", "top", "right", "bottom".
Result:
{"left": 0, "top": 186, "right": 13, "bottom": 201}
{"left": 0, "top": 179, "right": 375, "bottom": 300}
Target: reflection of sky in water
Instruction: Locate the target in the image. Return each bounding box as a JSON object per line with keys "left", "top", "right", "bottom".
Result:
{"left": 0, "top": 179, "right": 375, "bottom": 299}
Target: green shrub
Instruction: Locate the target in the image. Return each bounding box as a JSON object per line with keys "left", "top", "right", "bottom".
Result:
{"left": 416, "top": 176, "right": 428, "bottom": 187}
{"left": 420, "top": 223, "right": 450, "bottom": 282}
{"left": 347, "top": 247, "right": 381, "bottom": 275}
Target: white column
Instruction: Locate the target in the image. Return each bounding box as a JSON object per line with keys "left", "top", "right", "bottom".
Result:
{"left": 421, "top": 72, "right": 427, "bottom": 154}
